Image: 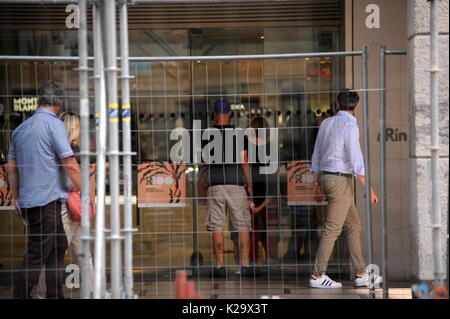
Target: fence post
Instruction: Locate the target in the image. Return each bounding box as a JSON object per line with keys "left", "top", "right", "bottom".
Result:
{"left": 104, "top": 0, "right": 123, "bottom": 299}
{"left": 361, "top": 46, "right": 375, "bottom": 298}
{"left": 78, "top": 0, "right": 91, "bottom": 300}
{"left": 119, "top": 0, "right": 135, "bottom": 299}
{"left": 379, "top": 45, "right": 389, "bottom": 299}
{"left": 92, "top": 1, "right": 108, "bottom": 299}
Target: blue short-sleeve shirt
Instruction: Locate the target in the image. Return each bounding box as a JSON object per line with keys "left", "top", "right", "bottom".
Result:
{"left": 8, "top": 108, "right": 74, "bottom": 208}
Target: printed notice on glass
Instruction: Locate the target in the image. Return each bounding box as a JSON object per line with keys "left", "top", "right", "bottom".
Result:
{"left": 138, "top": 161, "right": 187, "bottom": 207}
{"left": 287, "top": 160, "right": 327, "bottom": 206}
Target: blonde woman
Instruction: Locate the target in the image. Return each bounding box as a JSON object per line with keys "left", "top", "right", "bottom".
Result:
{"left": 36, "top": 111, "right": 94, "bottom": 298}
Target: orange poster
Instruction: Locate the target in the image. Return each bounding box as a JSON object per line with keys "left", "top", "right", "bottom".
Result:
{"left": 0, "top": 166, "right": 15, "bottom": 210}
{"left": 137, "top": 161, "right": 187, "bottom": 207}
{"left": 287, "top": 160, "right": 327, "bottom": 206}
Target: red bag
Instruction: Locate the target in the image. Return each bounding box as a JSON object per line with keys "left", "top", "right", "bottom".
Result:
{"left": 67, "top": 191, "right": 96, "bottom": 222}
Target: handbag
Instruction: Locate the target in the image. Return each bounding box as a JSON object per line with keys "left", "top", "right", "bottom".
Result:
{"left": 67, "top": 191, "right": 96, "bottom": 222}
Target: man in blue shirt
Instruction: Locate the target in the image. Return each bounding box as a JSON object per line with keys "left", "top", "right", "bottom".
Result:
{"left": 6, "top": 80, "right": 81, "bottom": 299}
{"left": 308, "top": 90, "right": 382, "bottom": 289}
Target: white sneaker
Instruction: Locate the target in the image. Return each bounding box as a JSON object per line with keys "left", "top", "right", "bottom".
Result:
{"left": 309, "top": 274, "right": 343, "bottom": 288}
{"left": 354, "top": 273, "right": 383, "bottom": 287}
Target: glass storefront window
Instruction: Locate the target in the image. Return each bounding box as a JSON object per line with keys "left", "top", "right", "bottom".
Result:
{"left": 0, "top": 30, "right": 83, "bottom": 56}
{"left": 127, "top": 26, "right": 346, "bottom": 273}
{"left": 0, "top": 24, "right": 348, "bottom": 279}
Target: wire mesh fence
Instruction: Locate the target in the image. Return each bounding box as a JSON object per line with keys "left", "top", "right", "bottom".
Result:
{"left": 0, "top": 45, "right": 412, "bottom": 299}
{"left": 0, "top": 52, "right": 359, "bottom": 298}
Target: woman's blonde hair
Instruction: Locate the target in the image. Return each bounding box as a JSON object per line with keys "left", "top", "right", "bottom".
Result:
{"left": 59, "top": 111, "right": 80, "bottom": 149}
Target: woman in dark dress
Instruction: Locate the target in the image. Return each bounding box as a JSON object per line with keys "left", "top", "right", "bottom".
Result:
{"left": 247, "top": 116, "right": 278, "bottom": 265}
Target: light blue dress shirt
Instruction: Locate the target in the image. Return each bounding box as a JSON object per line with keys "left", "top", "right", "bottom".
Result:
{"left": 8, "top": 108, "right": 74, "bottom": 208}
{"left": 310, "top": 110, "right": 365, "bottom": 176}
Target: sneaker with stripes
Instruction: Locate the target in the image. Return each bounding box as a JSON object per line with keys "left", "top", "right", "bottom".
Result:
{"left": 309, "top": 274, "right": 343, "bottom": 288}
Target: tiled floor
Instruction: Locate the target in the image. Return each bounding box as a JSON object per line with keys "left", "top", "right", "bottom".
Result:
{"left": 0, "top": 279, "right": 412, "bottom": 299}
{"left": 0, "top": 263, "right": 413, "bottom": 299}
{"left": 137, "top": 280, "right": 412, "bottom": 299}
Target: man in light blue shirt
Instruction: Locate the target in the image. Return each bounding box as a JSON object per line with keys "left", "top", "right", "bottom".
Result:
{"left": 310, "top": 106, "right": 366, "bottom": 176}
{"left": 6, "top": 80, "right": 81, "bottom": 298}
{"left": 308, "top": 90, "right": 382, "bottom": 289}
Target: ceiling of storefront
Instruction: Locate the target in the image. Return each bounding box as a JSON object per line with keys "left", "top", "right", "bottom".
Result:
{"left": 0, "top": 0, "right": 342, "bottom": 30}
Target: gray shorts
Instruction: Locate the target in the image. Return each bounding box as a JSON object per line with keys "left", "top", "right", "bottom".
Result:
{"left": 206, "top": 185, "right": 251, "bottom": 232}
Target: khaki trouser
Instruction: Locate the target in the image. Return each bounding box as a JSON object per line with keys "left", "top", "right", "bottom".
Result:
{"left": 313, "top": 174, "right": 366, "bottom": 275}
{"left": 206, "top": 185, "right": 251, "bottom": 232}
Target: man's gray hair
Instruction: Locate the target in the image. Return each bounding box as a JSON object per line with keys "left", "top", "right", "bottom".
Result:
{"left": 38, "top": 80, "right": 66, "bottom": 107}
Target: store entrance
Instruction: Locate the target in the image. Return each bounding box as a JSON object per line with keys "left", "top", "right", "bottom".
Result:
{"left": 132, "top": 26, "right": 349, "bottom": 279}
{"left": 0, "top": 27, "right": 351, "bottom": 285}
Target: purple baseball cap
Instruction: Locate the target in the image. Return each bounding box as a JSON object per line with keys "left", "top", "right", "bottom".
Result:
{"left": 214, "top": 99, "right": 231, "bottom": 114}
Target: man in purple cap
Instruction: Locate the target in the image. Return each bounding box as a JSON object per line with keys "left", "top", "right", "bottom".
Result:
{"left": 204, "top": 99, "right": 257, "bottom": 278}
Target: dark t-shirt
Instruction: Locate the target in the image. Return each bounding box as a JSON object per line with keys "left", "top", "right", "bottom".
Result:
{"left": 281, "top": 111, "right": 318, "bottom": 162}
{"left": 249, "top": 140, "right": 277, "bottom": 205}
{"left": 204, "top": 124, "right": 248, "bottom": 187}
